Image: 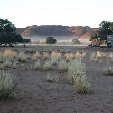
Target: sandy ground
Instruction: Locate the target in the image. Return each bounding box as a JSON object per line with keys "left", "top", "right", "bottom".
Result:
{"left": 0, "top": 46, "right": 113, "bottom": 113}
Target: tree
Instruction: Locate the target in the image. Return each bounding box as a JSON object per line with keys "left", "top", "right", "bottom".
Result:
{"left": 45, "top": 37, "right": 57, "bottom": 44}
{"left": 72, "top": 39, "right": 80, "bottom": 44}
{"left": 90, "top": 34, "right": 98, "bottom": 41}
{"left": 90, "top": 21, "right": 113, "bottom": 42}
{"left": 110, "top": 22, "right": 113, "bottom": 32}
{"left": 0, "top": 19, "right": 24, "bottom": 46}
{"left": 98, "top": 21, "right": 113, "bottom": 40}
{"left": 23, "top": 39, "right": 31, "bottom": 43}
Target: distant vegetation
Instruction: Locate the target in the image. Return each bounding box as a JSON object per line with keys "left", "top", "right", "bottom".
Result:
{"left": 45, "top": 37, "right": 57, "bottom": 44}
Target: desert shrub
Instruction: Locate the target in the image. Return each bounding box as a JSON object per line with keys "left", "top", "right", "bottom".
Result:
{"left": 46, "top": 73, "right": 59, "bottom": 82}
{"left": 33, "top": 60, "right": 42, "bottom": 70}
{"left": 2, "top": 60, "right": 16, "bottom": 69}
{"left": 0, "top": 54, "right": 6, "bottom": 63}
{"left": 57, "top": 59, "right": 68, "bottom": 72}
{"left": 51, "top": 51, "right": 61, "bottom": 64}
{"left": 107, "top": 53, "right": 113, "bottom": 63}
{"left": 0, "top": 49, "right": 16, "bottom": 65}
{"left": 43, "top": 60, "right": 53, "bottom": 70}
{"left": 68, "top": 58, "right": 86, "bottom": 83}
{"left": 0, "top": 70, "right": 15, "bottom": 99}
{"left": 3, "top": 49, "right": 16, "bottom": 58}
{"left": 43, "top": 52, "right": 50, "bottom": 59}
{"left": 75, "top": 51, "right": 86, "bottom": 59}
{"left": 90, "top": 52, "right": 97, "bottom": 61}
{"left": 74, "top": 74, "right": 91, "bottom": 94}
{"left": 68, "top": 58, "right": 91, "bottom": 94}
{"left": 65, "top": 52, "right": 75, "bottom": 60}
{"left": 0, "top": 58, "right": 17, "bottom": 69}
{"left": 18, "top": 52, "right": 27, "bottom": 62}
{"left": 32, "top": 52, "right": 41, "bottom": 60}
{"left": 104, "top": 66, "right": 113, "bottom": 76}
{"left": 96, "top": 51, "right": 106, "bottom": 58}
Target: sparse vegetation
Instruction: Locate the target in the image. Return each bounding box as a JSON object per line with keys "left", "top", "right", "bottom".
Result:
{"left": 43, "top": 52, "right": 50, "bottom": 59}
{"left": 46, "top": 73, "right": 59, "bottom": 82}
{"left": 68, "top": 58, "right": 91, "bottom": 94}
{"left": 0, "top": 70, "right": 15, "bottom": 100}
{"left": 33, "top": 60, "right": 42, "bottom": 70}
{"left": 107, "top": 53, "right": 113, "bottom": 63}
{"left": 0, "top": 45, "right": 113, "bottom": 112}
{"left": 104, "top": 66, "right": 113, "bottom": 76}
{"left": 57, "top": 59, "right": 68, "bottom": 72}
{"left": 43, "top": 60, "right": 53, "bottom": 70}
{"left": 65, "top": 52, "right": 75, "bottom": 60}
{"left": 74, "top": 73, "right": 91, "bottom": 94}
{"left": 51, "top": 51, "right": 61, "bottom": 64}
{"left": 18, "top": 52, "right": 27, "bottom": 62}
{"left": 90, "top": 52, "right": 97, "bottom": 61}
{"left": 32, "top": 52, "right": 41, "bottom": 60}
{"left": 3, "top": 49, "right": 16, "bottom": 58}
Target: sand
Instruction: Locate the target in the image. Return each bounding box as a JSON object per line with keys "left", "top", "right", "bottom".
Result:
{"left": 0, "top": 46, "right": 113, "bottom": 113}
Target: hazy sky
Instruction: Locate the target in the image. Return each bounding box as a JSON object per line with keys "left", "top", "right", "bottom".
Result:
{"left": 0, "top": 0, "right": 113, "bottom": 28}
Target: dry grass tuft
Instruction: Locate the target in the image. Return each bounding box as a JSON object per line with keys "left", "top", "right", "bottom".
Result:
{"left": 3, "top": 49, "right": 16, "bottom": 58}
{"left": 32, "top": 52, "right": 41, "bottom": 60}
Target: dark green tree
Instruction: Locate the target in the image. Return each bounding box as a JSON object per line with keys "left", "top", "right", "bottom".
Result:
{"left": 45, "top": 37, "right": 57, "bottom": 44}
{"left": 110, "top": 22, "right": 113, "bottom": 32}
{"left": 98, "top": 21, "right": 113, "bottom": 40}
{"left": 90, "top": 34, "right": 98, "bottom": 41}
{"left": 0, "top": 19, "right": 24, "bottom": 46}
{"left": 90, "top": 21, "right": 113, "bottom": 42}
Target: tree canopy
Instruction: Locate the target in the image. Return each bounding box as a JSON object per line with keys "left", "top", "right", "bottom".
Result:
{"left": 0, "top": 19, "right": 27, "bottom": 46}
{"left": 90, "top": 21, "right": 113, "bottom": 41}
{"left": 45, "top": 37, "right": 57, "bottom": 44}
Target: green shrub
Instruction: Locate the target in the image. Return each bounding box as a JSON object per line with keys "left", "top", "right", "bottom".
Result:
{"left": 0, "top": 70, "right": 16, "bottom": 99}
{"left": 104, "top": 66, "right": 113, "bottom": 76}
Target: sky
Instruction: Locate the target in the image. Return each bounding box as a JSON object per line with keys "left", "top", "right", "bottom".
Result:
{"left": 0, "top": 0, "right": 113, "bottom": 28}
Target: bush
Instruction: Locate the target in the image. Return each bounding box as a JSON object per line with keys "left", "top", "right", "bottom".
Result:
{"left": 3, "top": 49, "right": 16, "bottom": 58}
{"left": 45, "top": 37, "right": 57, "bottom": 44}
{"left": 68, "top": 58, "right": 91, "bottom": 94}
{"left": 104, "top": 66, "right": 113, "bottom": 76}
{"left": 33, "top": 60, "right": 42, "bottom": 70}
{"left": 46, "top": 73, "right": 59, "bottom": 82}
{"left": 0, "top": 70, "right": 15, "bottom": 99}
{"left": 51, "top": 51, "right": 61, "bottom": 64}
{"left": 43, "top": 60, "right": 53, "bottom": 70}
{"left": 0, "top": 59, "right": 17, "bottom": 69}
{"left": 43, "top": 52, "right": 50, "bottom": 60}
{"left": 75, "top": 51, "right": 86, "bottom": 59}
{"left": 18, "top": 52, "right": 27, "bottom": 62}
{"left": 57, "top": 59, "right": 68, "bottom": 72}
{"left": 65, "top": 52, "right": 75, "bottom": 60}
{"left": 32, "top": 52, "right": 41, "bottom": 60}
{"left": 107, "top": 53, "right": 113, "bottom": 63}
{"left": 90, "top": 52, "right": 97, "bottom": 61}
{"left": 74, "top": 73, "right": 91, "bottom": 94}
